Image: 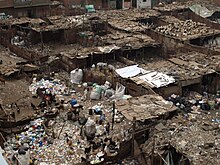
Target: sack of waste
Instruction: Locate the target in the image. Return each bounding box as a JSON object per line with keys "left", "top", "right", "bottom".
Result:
{"left": 70, "top": 68, "right": 83, "bottom": 84}
{"left": 90, "top": 84, "right": 103, "bottom": 100}
{"left": 84, "top": 118, "right": 96, "bottom": 137}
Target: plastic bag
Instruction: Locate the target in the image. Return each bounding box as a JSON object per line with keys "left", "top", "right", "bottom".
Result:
{"left": 70, "top": 68, "right": 83, "bottom": 84}
{"left": 90, "top": 85, "right": 103, "bottom": 100}
{"left": 105, "top": 89, "right": 115, "bottom": 98}
{"left": 84, "top": 118, "right": 96, "bottom": 137}
{"left": 111, "top": 83, "right": 125, "bottom": 100}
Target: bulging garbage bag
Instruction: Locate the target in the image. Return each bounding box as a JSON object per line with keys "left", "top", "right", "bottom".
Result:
{"left": 70, "top": 68, "right": 83, "bottom": 84}
{"left": 111, "top": 83, "right": 125, "bottom": 100}
{"left": 90, "top": 85, "right": 103, "bottom": 100}
{"left": 84, "top": 118, "right": 96, "bottom": 137}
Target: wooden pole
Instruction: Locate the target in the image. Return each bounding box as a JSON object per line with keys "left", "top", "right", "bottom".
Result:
{"left": 157, "top": 152, "right": 168, "bottom": 165}
{"left": 132, "top": 117, "right": 136, "bottom": 156}
{"left": 8, "top": 115, "right": 12, "bottom": 134}
{"left": 57, "top": 122, "right": 66, "bottom": 139}
{"left": 40, "top": 31, "right": 44, "bottom": 51}
{"left": 151, "top": 129, "right": 155, "bottom": 165}
{"left": 111, "top": 101, "right": 115, "bottom": 130}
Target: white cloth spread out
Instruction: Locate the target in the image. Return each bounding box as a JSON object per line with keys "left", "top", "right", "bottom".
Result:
{"left": 115, "top": 65, "right": 146, "bottom": 78}
{"left": 138, "top": 71, "right": 175, "bottom": 88}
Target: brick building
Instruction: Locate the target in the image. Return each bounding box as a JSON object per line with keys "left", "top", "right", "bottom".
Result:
{"left": 0, "top": 0, "right": 58, "bottom": 18}
{"left": 62, "top": 0, "right": 132, "bottom": 9}
{"left": 0, "top": 0, "right": 14, "bottom": 9}
{"left": 62, "top": 0, "right": 103, "bottom": 9}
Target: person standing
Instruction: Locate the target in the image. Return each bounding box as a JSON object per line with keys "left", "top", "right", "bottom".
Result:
{"left": 70, "top": 95, "right": 78, "bottom": 108}
{"left": 82, "top": 88, "right": 89, "bottom": 101}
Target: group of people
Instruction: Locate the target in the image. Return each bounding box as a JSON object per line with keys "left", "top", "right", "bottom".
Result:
{"left": 65, "top": 92, "right": 120, "bottom": 163}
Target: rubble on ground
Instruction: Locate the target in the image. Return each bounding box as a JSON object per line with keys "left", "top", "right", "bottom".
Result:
{"left": 155, "top": 18, "right": 219, "bottom": 40}
{"left": 142, "top": 91, "right": 220, "bottom": 165}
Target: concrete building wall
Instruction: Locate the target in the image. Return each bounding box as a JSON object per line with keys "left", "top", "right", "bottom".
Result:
{"left": 123, "top": 0, "right": 132, "bottom": 8}
{"left": 62, "top": 0, "right": 83, "bottom": 7}
{"left": 13, "top": 0, "right": 51, "bottom": 8}
{"left": 137, "top": 0, "right": 151, "bottom": 9}
{"left": 62, "top": 0, "right": 103, "bottom": 9}
{"left": 0, "top": 6, "right": 50, "bottom": 17}
{"left": 109, "top": 0, "right": 116, "bottom": 9}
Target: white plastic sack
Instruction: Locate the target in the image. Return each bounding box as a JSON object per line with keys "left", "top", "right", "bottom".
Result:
{"left": 111, "top": 83, "right": 125, "bottom": 100}
{"left": 97, "top": 62, "right": 107, "bottom": 68}
{"left": 70, "top": 69, "right": 83, "bottom": 84}
{"left": 105, "top": 89, "right": 115, "bottom": 98}
{"left": 85, "top": 118, "right": 96, "bottom": 137}
{"left": 90, "top": 91, "right": 100, "bottom": 100}
{"left": 17, "top": 151, "right": 30, "bottom": 165}
{"left": 104, "top": 81, "right": 111, "bottom": 89}
{"left": 90, "top": 85, "right": 103, "bottom": 100}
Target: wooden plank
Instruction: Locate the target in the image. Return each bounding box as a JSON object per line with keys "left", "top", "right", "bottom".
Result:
{"left": 169, "top": 58, "right": 188, "bottom": 66}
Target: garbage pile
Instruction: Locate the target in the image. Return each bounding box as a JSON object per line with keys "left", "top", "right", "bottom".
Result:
{"left": 141, "top": 91, "right": 220, "bottom": 165}
{"left": 167, "top": 91, "right": 220, "bottom": 113}
{"left": 4, "top": 118, "right": 46, "bottom": 165}
{"left": 11, "top": 36, "right": 25, "bottom": 47}
{"left": 90, "top": 82, "right": 125, "bottom": 100}
{"left": 29, "top": 78, "right": 68, "bottom": 96}
{"left": 155, "top": 19, "right": 212, "bottom": 38}
{"left": 141, "top": 111, "right": 220, "bottom": 165}
{"left": 3, "top": 104, "right": 132, "bottom": 164}
{"left": 3, "top": 73, "right": 133, "bottom": 164}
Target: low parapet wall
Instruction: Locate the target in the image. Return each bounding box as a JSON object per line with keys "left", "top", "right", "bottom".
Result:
{"left": 0, "top": 28, "right": 48, "bottom": 63}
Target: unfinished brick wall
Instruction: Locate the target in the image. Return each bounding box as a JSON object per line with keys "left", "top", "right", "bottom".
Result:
{"left": 0, "top": 28, "right": 47, "bottom": 62}
{"left": 0, "top": 0, "right": 13, "bottom": 8}
{"left": 50, "top": 7, "right": 86, "bottom": 16}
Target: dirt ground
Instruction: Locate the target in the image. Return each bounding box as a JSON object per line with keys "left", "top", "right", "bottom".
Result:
{"left": 0, "top": 46, "right": 40, "bottom": 121}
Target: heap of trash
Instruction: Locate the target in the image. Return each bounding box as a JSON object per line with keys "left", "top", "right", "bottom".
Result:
{"left": 29, "top": 78, "right": 68, "bottom": 96}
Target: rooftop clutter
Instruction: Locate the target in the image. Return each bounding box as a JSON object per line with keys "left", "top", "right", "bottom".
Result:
{"left": 142, "top": 91, "right": 220, "bottom": 165}
{"left": 0, "top": 2, "right": 219, "bottom": 164}
{"left": 155, "top": 19, "right": 213, "bottom": 38}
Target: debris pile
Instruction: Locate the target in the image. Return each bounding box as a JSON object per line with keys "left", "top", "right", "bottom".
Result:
{"left": 2, "top": 70, "right": 134, "bottom": 164}
{"left": 153, "top": 2, "right": 188, "bottom": 12}
{"left": 142, "top": 111, "right": 220, "bottom": 165}
{"left": 116, "top": 94, "right": 177, "bottom": 121}
{"left": 29, "top": 78, "right": 67, "bottom": 95}
{"left": 90, "top": 9, "right": 160, "bottom": 32}
{"left": 141, "top": 91, "right": 220, "bottom": 165}
{"left": 155, "top": 19, "right": 211, "bottom": 38}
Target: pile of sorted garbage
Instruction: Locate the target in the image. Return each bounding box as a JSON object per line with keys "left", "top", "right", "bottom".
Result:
{"left": 3, "top": 72, "right": 133, "bottom": 164}
{"left": 167, "top": 91, "right": 220, "bottom": 113}
{"left": 155, "top": 19, "right": 211, "bottom": 38}
{"left": 29, "top": 78, "right": 68, "bottom": 96}
{"left": 4, "top": 102, "right": 132, "bottom": 164}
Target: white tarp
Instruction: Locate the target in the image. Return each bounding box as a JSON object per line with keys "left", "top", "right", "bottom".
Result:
{"left": 138, "top": 71, "right": 175, "bottom": 88}
{"left": 0, "top": 147, "right": 7, "bottom": 165}
{"left": 189, "top": 4, "right": 215, "bottom": 18}
{"left": 115, "top": 65, "right": 146, "bottom": 78}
